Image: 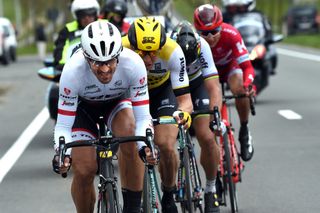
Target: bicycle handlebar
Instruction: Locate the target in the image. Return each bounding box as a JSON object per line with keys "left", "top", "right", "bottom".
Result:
{"left": 58, "top": 128, "right": 155, "bottom": 178}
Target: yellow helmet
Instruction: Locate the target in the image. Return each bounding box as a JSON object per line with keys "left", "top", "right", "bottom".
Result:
{"left": 128, "top": 17, "right": 167, "bottom": 51}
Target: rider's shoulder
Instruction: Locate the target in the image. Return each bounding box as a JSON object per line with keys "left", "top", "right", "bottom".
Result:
{"left": 159, "top": 36, "right": 183, "bottom": 60}
{"left": 221, "top": 23, "right": 239, "bottom": 36}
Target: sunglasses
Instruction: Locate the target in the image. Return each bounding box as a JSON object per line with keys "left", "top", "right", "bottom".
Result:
{"left": 87, "top": 57, "right": 117, "bottom": 68}
{"left": 198, "top": 26, "right": 222, "bottom": 36}
{"left": 135, "top": 50, "right": 159, "bottom": 58}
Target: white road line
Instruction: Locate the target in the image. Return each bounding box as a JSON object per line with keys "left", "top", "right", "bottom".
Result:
{"left": 0, "top": 107, "right": 49, "bottom": 183}
{"left": 278, "top": 109, "right": 302, "bottom": 120}
{"left": 277, "top": 48, "right": 320, "bottom": 62}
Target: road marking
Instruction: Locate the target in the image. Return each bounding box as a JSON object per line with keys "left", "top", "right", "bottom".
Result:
{"left": 0, "top": 107, "right": 49, "bottom": 183}
{"left": 277, "top": 48, "right": 320, "bottom": 62}
{"left": 278, "top": 109, "right": 302, "bottom": 120}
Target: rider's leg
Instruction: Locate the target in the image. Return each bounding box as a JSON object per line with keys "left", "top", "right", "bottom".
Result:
{"left": 155, "top": 123, "right": 179, "bottom": 213}
{"left": 113, "top": 108, "right": 144, "bottom": 213}
{"left": 71, "top": 146, "right": 97, "bottom": 213}
{"left": 228, "top": 73, "right": 254, "bottom": 161}
{"left": 194, "top": 116, "right": 221, "bottom": 212}
{"left": 193, "top": 116, "right": 219, "bottom": 187}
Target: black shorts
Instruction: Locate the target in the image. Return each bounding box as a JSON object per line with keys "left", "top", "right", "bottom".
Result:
{"left": 190, "top": 76, "right": 210, "bottom": 111}
{"left": 149, "top": 80, "right": 177, "bottom": 118}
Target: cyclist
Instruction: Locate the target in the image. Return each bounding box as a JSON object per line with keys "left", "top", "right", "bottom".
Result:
{"left": 193, "top": 4, "right": 255, "bottom": 162}
{"left": 52, "top": 20, "right": 157, "bottom": 213}
{"left": 100, "top": 0, "right": 131, "bottom": 36}
{"left": 171, "top": 20, "right": 222, "bottom": 213}
{"left": 53, "top": 0, "right": 100, "bottom": 71}
{"left": 123, "top": 17, "right": 193, "bottom": 213}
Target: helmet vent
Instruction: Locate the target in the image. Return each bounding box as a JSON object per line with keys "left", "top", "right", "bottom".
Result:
{"left": 137, "top": 22, "right": 145, "bottom": 31}
{"left": 153, "top": 23, "right": 159, "bottom": 31}
{"left": 107, "top": 22, "right": 114, "bottom": 36}
{"left": 88, "top": 25, "right": 93, "bottom": 38}
{"left": 90, "top": 44, "right": 99, "bottom": 56}
{"left": 100, "top": 41, "right": 106, "bottom": 56}
{"left": 109, "top": 41, "right": 115, "bottom": 55}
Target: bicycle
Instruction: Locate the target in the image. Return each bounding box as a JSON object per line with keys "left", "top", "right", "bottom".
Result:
{"left": 194, "top": 83, "right": 255, "bottom": 213}
{"left": 153, "top": 116, "right": 203, "bottom": 213}
{"left": 58, "top": 116, "right": 158, "bottom": 213}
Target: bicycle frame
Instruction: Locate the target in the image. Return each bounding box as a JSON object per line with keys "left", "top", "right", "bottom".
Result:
{"left": 153, "top": 117, "right": 203, "bottom": 213}
{"left": 58, "top": 117, "right": 155, "bottom": 213}
{"left": 220, "top": 99, "right": 243, "bottom": 184}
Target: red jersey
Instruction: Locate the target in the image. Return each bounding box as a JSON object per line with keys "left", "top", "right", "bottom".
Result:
{"left": 212, "top": 23, "right": 255, "bottom": 87}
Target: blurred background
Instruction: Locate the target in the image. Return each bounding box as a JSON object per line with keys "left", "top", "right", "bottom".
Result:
{"left": 0, "top": 0, "right": 319, "bottom": 56}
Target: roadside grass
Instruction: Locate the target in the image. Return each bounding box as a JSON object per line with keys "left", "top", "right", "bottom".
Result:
{"left": 17, "top": 43, "right": 54, "bottom": 56}
{"left": 283, "top": 34, "right": 320, "bottom": 49}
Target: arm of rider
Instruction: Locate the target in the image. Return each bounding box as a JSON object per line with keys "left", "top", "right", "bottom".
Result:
{"left": 173, "top": 93, "right": 193, "bottom": 129}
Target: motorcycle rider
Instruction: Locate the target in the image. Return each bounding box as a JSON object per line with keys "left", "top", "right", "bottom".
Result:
{"left": 53, "top": 0, "right": 100, "bottom": 71}
{"left": 100, "top": 0, "right": 131, "bottom": 35}
{"left": 194, "top": 4, "right": 255, "bottom": 162}
{"left": 49, "top": 0, "right": 99, "bottom": 121}
{"left": 222, "top": 0, "right": 277, "bottom": 74}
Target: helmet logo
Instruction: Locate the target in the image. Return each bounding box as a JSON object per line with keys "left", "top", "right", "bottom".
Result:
{"left": 142, "top": 37, "right": 155, "bottom": 44}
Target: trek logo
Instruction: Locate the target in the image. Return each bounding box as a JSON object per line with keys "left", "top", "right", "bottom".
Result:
{"left": 142, "top": 37, "right": 155, "bottom": 44}
{"left": 64, "top": 87, "right": 71, "bottom": 95}
{"left": 139, "top": 77, "right": 145, "bottom": 85}
{"left": 179, "top": 57, "right": 185, "bottom": 82}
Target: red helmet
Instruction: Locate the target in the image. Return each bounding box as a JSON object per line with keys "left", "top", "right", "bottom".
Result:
{"left": 193, "top": 4, "right": 223, "bottom": 31}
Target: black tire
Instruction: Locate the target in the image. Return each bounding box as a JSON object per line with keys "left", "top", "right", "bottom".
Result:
{"left": 181, "top": 146, "right": 194, "bottom": 213}
{"left": 142, "top": 167, "right": 152, "bottom": 213}
{"left": 222, "top": 133, "right": 238, "bottom": 213}
{"left": 98, "top": 160, "right": 121, "bottom": 213}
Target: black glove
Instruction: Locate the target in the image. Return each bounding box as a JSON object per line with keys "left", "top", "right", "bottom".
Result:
{"left": 52, "top": 154, "right": 72, "bottom": 175}
{"left": 138, "top": 146, "right": 160, "bottom": 164}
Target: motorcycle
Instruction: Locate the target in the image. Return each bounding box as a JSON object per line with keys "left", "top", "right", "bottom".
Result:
{"left": 38, "top": 57, "right": 61, "bottom": 121}
{"left": 232, "top": 12, "right": 283, "bottom": 94}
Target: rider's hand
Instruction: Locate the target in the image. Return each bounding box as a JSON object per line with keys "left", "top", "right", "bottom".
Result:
{"left": 244, "top": 84, "right": 256, "bottom": 97}
{"left": 172, "top": 110, "right": 192, "bottom": 129}
{"left": 52, "top": 154, "right": 71, "bottom": 175}
{"left": 209, "top": 120, "right": 226, "bottom": 136}
{"left": 139, "top": 146, "right": 160, "bottom": 165}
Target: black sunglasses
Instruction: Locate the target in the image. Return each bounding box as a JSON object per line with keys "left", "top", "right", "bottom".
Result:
{"left": 198, "top": 26, "right": 222, "bottom": 36}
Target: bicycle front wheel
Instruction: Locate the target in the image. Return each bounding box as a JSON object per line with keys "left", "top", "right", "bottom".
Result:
{"left": 182, "top": 146, "right": 194, "bottom": 213}
{"left": 142, "top": 167, "right": 152, "bottom": 213}
{"left": 222, "top": 132, "right": 238, "bottom": 213}
{"left": 98, "top": 161, "right": 121, "bottom": 213}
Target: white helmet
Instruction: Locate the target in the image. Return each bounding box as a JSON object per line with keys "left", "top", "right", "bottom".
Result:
{"left": 71, "top": 0, "right": 100, "bottom": 19}
{"left": 222, "top": 0, "right": 245, "bottom": 7}
{"left": 81, "top": 20, "right": 123, "bottom": 61}
{"left": 245, "top": 0, "right": 256, "bottom": 11}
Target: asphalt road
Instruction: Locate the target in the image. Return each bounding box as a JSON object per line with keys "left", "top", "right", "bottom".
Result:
{"left": 1, "top": 44, "right": 320, "bottom": 213}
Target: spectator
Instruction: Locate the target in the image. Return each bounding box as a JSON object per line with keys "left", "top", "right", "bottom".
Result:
{"left": 35, "top": 21, "right": 47, "bottom": 61}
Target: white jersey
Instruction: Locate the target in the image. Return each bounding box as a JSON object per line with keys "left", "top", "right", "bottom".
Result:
{"left": 187, "top": 37, "right": 219, "bottom": 82}
{"left": 54, "top": 47, "right": 152, "bottom": 151}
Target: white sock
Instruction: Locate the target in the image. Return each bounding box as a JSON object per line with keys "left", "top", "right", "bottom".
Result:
{"left": 204, "top": 178, "right": 216, "bottom": 194}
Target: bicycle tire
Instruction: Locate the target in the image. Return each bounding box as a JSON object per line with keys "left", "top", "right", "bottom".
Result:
{"left": 181, "top": 146, "right": 194, "bottom": 213}
{"left": 98, "top": 160, "right": 121, "bottom": 213}
{"left": 142, "top": 167, "right": 152, "bottom": 213}
{"left": 222, "top": 132, "right": 238, "bottom": 213}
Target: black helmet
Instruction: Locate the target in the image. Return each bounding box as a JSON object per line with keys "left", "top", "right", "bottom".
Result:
{"left": 102, "top": 0, "right": 128, "bottom": 19}
{"left": 171, "top": 21, "right": 201, "bottom": 66}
